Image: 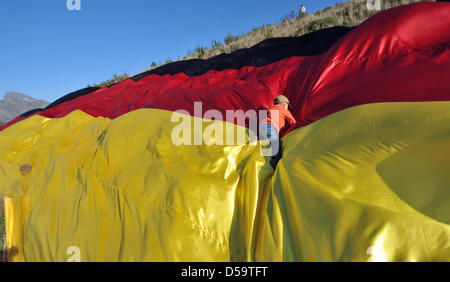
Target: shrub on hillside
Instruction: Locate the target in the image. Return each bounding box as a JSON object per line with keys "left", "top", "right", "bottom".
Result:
{"left": 195, "top": 46, "right": 206, "bottom": 58}
{"left": 225, "top": 34, "right": 238, "bottom": 45}
{"left": 308, "top": 17, "right": 339, "bottom": 32}
{"left": 265, "top": 27, "right": 274, "bottom": 39}
{"left": 88, "top": 72, "right": 130, "bottom": 88}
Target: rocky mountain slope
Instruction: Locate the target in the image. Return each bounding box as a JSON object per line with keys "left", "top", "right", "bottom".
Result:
{"left": 0, "top": 92, "right": 49, "bottom": 124}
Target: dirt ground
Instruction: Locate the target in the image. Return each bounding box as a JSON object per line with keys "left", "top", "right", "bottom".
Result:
{"left": 0, "top": 193, "right": 5, "bottom": 262}
{"left": 0, "top": 193, "right": 3, "bottom": 214}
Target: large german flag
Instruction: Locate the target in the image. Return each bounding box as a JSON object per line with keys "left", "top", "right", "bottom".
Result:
{"left": 0, "top": 2, "right": 449, "bottom": 261}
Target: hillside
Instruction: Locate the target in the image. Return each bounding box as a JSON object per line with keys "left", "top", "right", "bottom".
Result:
{"left": 0, "top": 92, "right": 49, "bottom": 124}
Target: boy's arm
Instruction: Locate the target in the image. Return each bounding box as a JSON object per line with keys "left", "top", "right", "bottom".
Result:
{"left": 284, "top": 109, "right": 297, "bottom": 127}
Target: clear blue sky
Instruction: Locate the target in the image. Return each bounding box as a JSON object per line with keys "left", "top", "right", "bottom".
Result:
{"left": 0, "top": 0, "right": 346, "bottom": 102}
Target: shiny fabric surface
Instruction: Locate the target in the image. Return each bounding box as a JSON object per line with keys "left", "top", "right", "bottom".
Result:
{"left": 1, "top": 2, "right": 450, "bottom": 261}
{"left": 256, "top": 102, "right": 450, "bottom": 261}
{"left": 1, "top": 109, "right": 268, "bottom": 261}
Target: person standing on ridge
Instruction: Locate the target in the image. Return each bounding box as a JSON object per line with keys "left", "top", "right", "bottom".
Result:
{"left": 300, "top": 4, "right": 306, "bottom": 18}
{"left": 259, "top": 95, "right": 296, "bottom": 168}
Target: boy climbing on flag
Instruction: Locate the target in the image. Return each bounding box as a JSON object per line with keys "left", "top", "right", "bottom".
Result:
{"left": 259, "top": 95, "right": 296, "bottom": 168}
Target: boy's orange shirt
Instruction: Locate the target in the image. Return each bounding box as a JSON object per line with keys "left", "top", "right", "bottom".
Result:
{"left": 264, "top": 104, "right": 297, "bottom": 132}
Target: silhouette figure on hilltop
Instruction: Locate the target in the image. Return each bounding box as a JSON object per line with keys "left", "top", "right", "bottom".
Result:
{"left": 300, "top": 4, "right": 306, "bottom": 18}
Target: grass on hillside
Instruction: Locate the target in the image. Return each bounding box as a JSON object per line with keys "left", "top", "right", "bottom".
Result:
{"left": 87, "top": 72, "right": 130, "bottom": 88}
